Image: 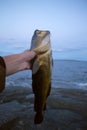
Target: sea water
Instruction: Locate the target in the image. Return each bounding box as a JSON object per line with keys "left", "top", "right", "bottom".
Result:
{"left": 52, "top": 60, "right": 87, "bottom": 90}
{"left": 5, "top": 60, "right": 87, "bottom": 90}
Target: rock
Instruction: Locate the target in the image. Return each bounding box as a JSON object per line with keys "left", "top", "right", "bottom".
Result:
{"left": 47, "top": 91, "right": 87, "bottom": 117}
{"left": 0, "top": 101, "right": 23, "bottom": 127}
{"left": 44, "top": 109, "right": 86, "bottom": 130}
{"left": 8, "top": 109, "right": 87, "bottom": 130}
{"left": 0, "top": 87, "right": 87, "bottom": 129}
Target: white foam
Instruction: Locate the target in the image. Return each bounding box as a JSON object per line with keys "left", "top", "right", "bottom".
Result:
{"left": 77, "top": 83, "right": 87, "bottom": 87}
{"left": 74, "top": 82, "right": 87, "bottom": 90}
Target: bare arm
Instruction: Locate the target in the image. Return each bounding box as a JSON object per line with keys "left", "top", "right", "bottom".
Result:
{"left": 3, "top": 50, "right": 36, "bottom": 76}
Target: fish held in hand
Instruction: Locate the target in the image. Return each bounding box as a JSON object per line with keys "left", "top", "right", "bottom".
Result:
{"left": 30, "top": 29, "right": 53, "bottom": 124}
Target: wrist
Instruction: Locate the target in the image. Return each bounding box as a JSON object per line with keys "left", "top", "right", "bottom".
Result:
{"left": 21, "top": 50, "right": 36, "bottom": 61}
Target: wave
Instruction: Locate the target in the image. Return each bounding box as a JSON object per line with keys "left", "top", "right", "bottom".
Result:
{"left": 52, "top": 80, "right": 87, "bottom": 90}
{"left": 6, "top": 81, "right": 31, "bottom": 88}
{"left": 76, "top": 83, "right": 87, "bottom": 87}
{"left": 73, "top": 82, "right": 87, "bottom": 90}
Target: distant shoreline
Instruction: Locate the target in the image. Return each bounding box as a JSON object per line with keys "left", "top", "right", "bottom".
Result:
{"left": 0, "top": 50, "right": 87, "bottom": 62}
{"left": 53, "top": 59, "right": 87, "bottom": 62}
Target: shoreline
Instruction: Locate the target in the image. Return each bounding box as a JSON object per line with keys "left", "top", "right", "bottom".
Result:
{"left": 53, "top": 59, "right": 87, "bottom": 63}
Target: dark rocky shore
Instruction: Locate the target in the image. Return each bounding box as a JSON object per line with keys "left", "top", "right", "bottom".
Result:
{"left": 0, "top": 86, "right": 87, "bottom": 130}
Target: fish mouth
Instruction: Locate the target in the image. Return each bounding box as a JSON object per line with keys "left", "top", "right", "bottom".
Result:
{"left": 35, "top": 29, "right": 50, "bottom": 35}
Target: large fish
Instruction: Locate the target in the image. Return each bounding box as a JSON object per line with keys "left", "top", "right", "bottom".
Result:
{"left": 30, "top": 29, "right": 53, "bottom": 124}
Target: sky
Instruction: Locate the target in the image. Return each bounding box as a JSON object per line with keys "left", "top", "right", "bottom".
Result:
{"left": 0, "top": 0, "right": 87, "bottom": 54}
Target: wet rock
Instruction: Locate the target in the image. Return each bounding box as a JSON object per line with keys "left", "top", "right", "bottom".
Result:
{"left": 0, "top": 101, "right": 23, "bottom": 127}
{"left": 0, "top": 87, "right": 87, "bottom": 130}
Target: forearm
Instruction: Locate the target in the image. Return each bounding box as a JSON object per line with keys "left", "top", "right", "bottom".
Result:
{"left": 3, "top": 50, "right": 36, "bottom": 76}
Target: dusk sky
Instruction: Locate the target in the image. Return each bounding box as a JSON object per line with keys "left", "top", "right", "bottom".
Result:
{"left": 0, "top": 0, "right": 87, "bottom": 52}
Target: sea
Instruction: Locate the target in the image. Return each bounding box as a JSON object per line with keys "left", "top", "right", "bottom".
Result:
{"left": 4, "top": 60, "right": 87, "bottom": 90}
{"left": 0, "top": 41, "right": 87, "bottom": 90}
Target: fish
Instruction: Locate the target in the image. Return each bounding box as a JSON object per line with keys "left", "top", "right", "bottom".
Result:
{"left": 30, "top": 29, "right": 53, "bottom": 124}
